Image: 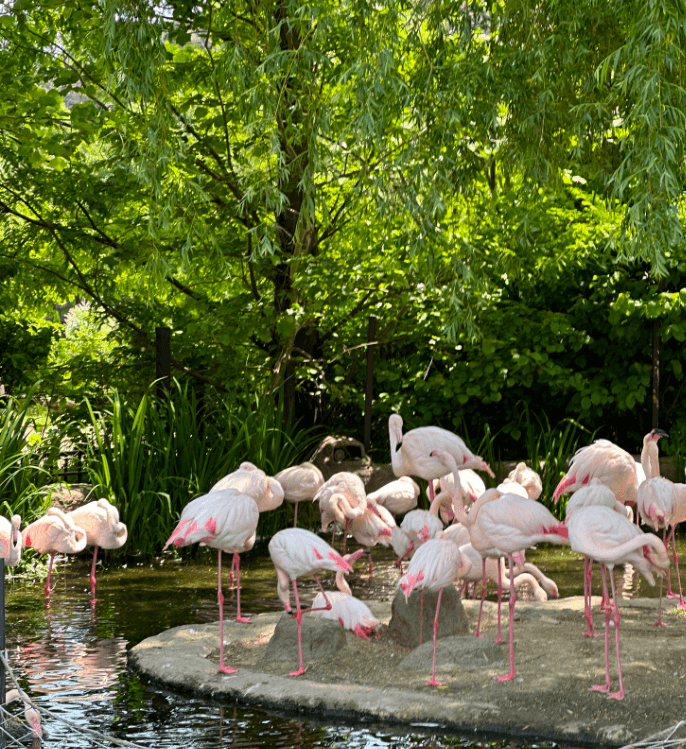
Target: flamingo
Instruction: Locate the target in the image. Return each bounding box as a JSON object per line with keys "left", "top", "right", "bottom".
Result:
{"left": 398, "top": 537, "right": 471, "bottom": 686}
{"left": 564, "top": 480, "right": 628, "bottom": 637}
{"left": 433, "top": 449, "right": 569, "bottom": 682}
{"left": 390, "top": 494, "right": 444, "bottom": 571}
{"left": 348, "top": 498, "right": 396, "bottom": 574}
{"left": 0, "top": 514, "right": 22, "bottom": 567}
{"left": 567, "top": 504, "right": 669, "bottom": 699}
{"left": 388, "top": 414, "right": 494, "bottom": 501}
{"left": 5, "top": 688, "right": 42, "bottom": 739}
{"left": 366, "top": 476, "right": 420, "bottom": 518}
{"left": 432, "top": 469, "right": 485, "bottom": 524}
{"left": 497, "top": 462, "right": 543, "bottom": 500}
{"left": 315, "top": 472, "right": 366, "bottom": 553}
{"left": 22, "top": 507, "right": 87, "bottom": 598}
{"left": 310, "top": 549, "right": 380, "bottom": 637}
{"left": 268, "top": 528, "right": 353, "bottom": 675}
{"left": 274, "top": 462, "right": 324, "bottom": 527}
{"left": 164, "top": 489, "right": 259, "bottom": 674}
{"left": 211, "top": 461, "right": 284, "bottom": 512}
{"left": 68, "top": 498, "right": 127, "bottom": 597}
{"left": 553, "top": 438, "right": 640, "bottom": 507}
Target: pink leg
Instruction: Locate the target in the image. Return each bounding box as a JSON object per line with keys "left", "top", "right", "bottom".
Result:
{"left": 217, "top": 552, "right": 236, "bottom": 674}
{"left": 607, "top": 569, "right": 625, "bottom": 700}
{"left": 582, "top": 556, "right": 599, "bottom": 638}
{"left": 290, "top": 580, "right": 307, "bottom": 676}
{"left": 475, "top": 558, "right": 487, "bottom": 638}
{"left": 591, "top": 564, "right": 612, "bottom": 694}
{"left": 666, "top": 528, "right": 686, "bottom": 609}
{"left": 419, "top": 590, "right": 425, "bottom": 645}
{"left": 90, "top": 546, "right": 99, "bottom": 597}
{"left": 654, "top": 571, "right": 666, "bottom": 628}
{"left": 428, "top": 480, "right": 435, "bottom": 503}
{"left": 495, "top": 553, "right": 517, "bottom": 682}
{"left": 426, "top": 588, "right": 446, "bottom": 686}
{"left": 293, "top": 502, "right": 299, "bottom": 528}
{"left": 45, "top": 554, "right": 55, "bottom": 598}
{"left": 342, "top": 520, "right": 350, "bottom": 555}
{"left": 233, "top": 552, "right": 251, "bottom": 624}
{"left": 495, "top": 558, "right": 504, "bottom": 645}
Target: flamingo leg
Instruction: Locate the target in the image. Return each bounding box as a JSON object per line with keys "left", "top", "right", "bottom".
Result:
{"left": 495, "top": 553, "right": 517, "bottom": 682}
{"left": 293, "top": 501, "right": 299, "bottom": 528}
{"left": 654, "top": 541, "right": 666, "bottom": 628}
{"left": 367, "top": 551, "right": 373, "bottom": 576}
{"left": 45, "top": 553, "right": 55, "bottom": 598}
{"left": 426, "top": 588, "right": 446, "bottom": 686}
{"left": 475, "top": 558, "right": 487, "bottom": 639}
{"left": 582, "top": 556, "right": 599, "bottom": 638}
{"left": 217, "top": 551, "right": 237, "bottom": 675}
{"left": 419, "top": 590, "right": 425, "bottom": 645}
{"left": 287, "top": 580, "right": 332, "bottom": 677}
{"left": 666, "top": 527, "right": 686, "bottom": 609}
{"left": 233, "top": 552, "right": 251, "bottom": 624}
{"left": 591, "top": 564, "right": 612, "bottom": 694}
{"left": 90, "top": 545, "right": 99, "bottom": 598}
{"left": 607, "top": 568, "right": 625, "bottom": 700}
{"left": 495, "top": 558, "right": 504, "bottom": 645}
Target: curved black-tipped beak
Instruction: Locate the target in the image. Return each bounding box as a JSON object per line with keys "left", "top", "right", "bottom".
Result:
{"left": 653, "top": 428, "right": 669, "bottom": 439}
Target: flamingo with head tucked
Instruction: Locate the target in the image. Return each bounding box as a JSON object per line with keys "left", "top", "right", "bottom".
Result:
{"left": 0, "top": 514, "right": 22, "bottom": 567}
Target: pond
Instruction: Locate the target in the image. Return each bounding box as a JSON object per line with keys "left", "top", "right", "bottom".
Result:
{"left": 4, "top": 538, "right": 681, "bottom": 749}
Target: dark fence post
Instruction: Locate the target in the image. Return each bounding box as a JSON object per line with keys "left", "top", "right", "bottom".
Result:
{"left": 652, "top": 319, "right": 660, "bottom": 429}
{"left": 155, "top": 327, "right": 172, "bottom": 395}
{"left": 364, "top": 315, "right": 377, "bottom": 455}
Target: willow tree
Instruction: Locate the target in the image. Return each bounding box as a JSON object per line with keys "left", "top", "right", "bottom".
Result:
{"left": 2, "top": 0, "right": 686, "bottom": 422}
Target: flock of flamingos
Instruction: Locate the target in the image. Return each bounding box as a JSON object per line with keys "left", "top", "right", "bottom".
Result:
{"left": 1, "top": 414, "right": 684, "bottom": 737}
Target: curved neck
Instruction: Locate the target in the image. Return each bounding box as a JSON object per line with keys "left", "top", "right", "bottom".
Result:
{"left": 389, "top": 420, "right": 404, "bottom": 475}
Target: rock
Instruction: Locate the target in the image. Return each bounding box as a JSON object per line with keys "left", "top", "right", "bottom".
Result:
{"left": 388, "top": 587, "right": 468, "bottom": 648}
{"left": 264, "top": 613, "right": 347, "bottom": 666}
{"left": 400, "top": 634, "right": 505, "bottom": 673}
{"left": 310, "top": 435, "right": 396, "bottom": 490}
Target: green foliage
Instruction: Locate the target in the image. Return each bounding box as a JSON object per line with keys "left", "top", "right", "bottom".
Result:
{"left": 83, "top": 381, "right": 322, "bottom": 556}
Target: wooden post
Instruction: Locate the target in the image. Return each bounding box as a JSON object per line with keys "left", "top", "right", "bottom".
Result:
{"left": 364, "top": 315, "right": 377, "bottom": 454}
{"left": 155, "top": 326, "right": 172, "bottom": 395}
{"left": 652, "top": 319, "right": 660, "bottom": 428}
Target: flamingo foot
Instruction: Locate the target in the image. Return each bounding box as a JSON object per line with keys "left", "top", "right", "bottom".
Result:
{"left": 666, "top": 591, "right": 680, "bottom": 599}
{"left": 494, "top": 671, "right": 516, "bottom": 683}
{"left": 582, "top": 630, "right": 600, "bottom": 638}
{"left": 494, "top": 635, "right": 504, "bottom": 645}
{"left": 653, "top": 618, "right": 667, "bottom": 628}
{"left": 607, "top": 688, "right": 626, "bottom": 700}
{"left": 218, "top": 665, "right": 237, "bottom": 675}
{"left": 474, "top": 632, "right": 484, "bottom": 639}
{"left": 590, "top": 683, "right": 611, "bottom": 693}
{"left": 677, "top": 601, "right": 686, "bottom": 611}
{"left": 288, "top": 667, "right": 307, "bottom": 676}
{"left": 235, "top": 615, "right": 252, "bottom": 624}
{"left": 425, "top": 678, "right": 446, "bottom": 687}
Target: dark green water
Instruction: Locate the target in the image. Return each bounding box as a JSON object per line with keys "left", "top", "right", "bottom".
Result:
{"left": 4, "top": 538, "right": 680, "bottom": 748}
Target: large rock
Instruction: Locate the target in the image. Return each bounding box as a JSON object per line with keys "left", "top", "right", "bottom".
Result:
{"left": 388, "top": 586, "right": 468, "bottom": 648}
{"left": 310, "top": 435, "right": 396, "bottom": 490}
{"left": 264, "top": 613, "right": 347, "bottom": 667}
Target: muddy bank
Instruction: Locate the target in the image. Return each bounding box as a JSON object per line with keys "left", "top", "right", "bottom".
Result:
{"left": 128, "top": 596, "right": 686, "bottom": 748}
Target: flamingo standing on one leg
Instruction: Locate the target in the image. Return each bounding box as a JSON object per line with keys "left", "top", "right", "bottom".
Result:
{"left": 567, "top": 504, "right": 669, "bottom": 699}
{"left": 275, "top": 462, "right": 324, "bottom": 527}
{"left": 0, "top": 514, "right": 22, "bottom": 567}
{"left": 432, "top": 449, "right": 569, "bottom": 682}
{"left": 68, "top": 498, "right": 127, "bottom": 598}
{"left": 366, "top": 476, "right": 420, "bottom": 518}
{"left": 212, "top": 461, "right": 284, "bottom": 512}
{"left": 164, "top": 489, "right": 259, "bottom": 674}
{"left": 22, "top": 507, "right": 87, "bottom": 599}
{"left": 398, "top": 537, "right": 470, "bottom": 686}
{"left": 389, "top": 414, "right": 494, "bottom": 502}
{"left": 268, "top": 528, "right": 353, "bottom": 676}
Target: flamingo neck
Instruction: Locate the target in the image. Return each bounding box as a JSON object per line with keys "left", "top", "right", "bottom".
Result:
{"left": 641, "top": 437, "right": 661, "bottom": 480}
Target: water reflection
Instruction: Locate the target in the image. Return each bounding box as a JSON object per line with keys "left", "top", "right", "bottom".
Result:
{"left": 4, "top": 540, "right": 685, "bottom": 748}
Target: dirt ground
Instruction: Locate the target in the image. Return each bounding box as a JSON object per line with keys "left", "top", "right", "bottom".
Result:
{"left": 129, "top": 594, "right": 686, "bottom": 748}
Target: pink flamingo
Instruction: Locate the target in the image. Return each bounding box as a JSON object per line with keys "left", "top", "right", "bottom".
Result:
{"left": 274, "top": 462, "right": 324, "bottom": 527}
{"left": 388, "top": 414, "right": 494, "bottom": 502}
{"left": 0, "top": 514, "right": 22, "bottom": 567}
{"left": 366, "top": 476, "right": 420, "bottom": 518}
{"left": 497, "top": 462, "right": 543, "bottom": 500}
{"left": 22, "top": 507, "right": 87, "bottom": 598}
{"left": 554, "top": 437, "right": 642, "bottom": 507}
{"left": 433, "top": 449, "right": 569, "bottom": 682}
{"left": 6, "top": 688, "right": 42, "bottom": 739}
{"left": 164, "top": 489, "right": 259, "bottom": 674}
{"left": 315, "top": 472, "right": 366, "bottom": 553}
{"left": 567, "top": 504, "right": 669, "bottom": 699}
{"left": 310, "top": 549, "right": 380, "bottom": 637}
{"left": 68, "top": 498, "right": 127, "bottom": 597}
{"left": 268, "top": 528, "right": 353, "bottom": 675}
{"left": 398, "top": 536, "right": 470, "bottom": 686}
{"left": 348, "top": 498, "right": 395, "bottom": 574}
{"left": 211, "top": 461, "right": 284, "bottom": 512}
{"left": 389, "top": 494, "right": 444, "bottom": 571}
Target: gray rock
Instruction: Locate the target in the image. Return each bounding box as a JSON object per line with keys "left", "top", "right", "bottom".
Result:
{"left": 264, "top": 613, "right": 347, "bottom": 666}
{"left": 400, "top": 634, "right": 506, "bottom": 672}
{"left": 388, "top": 587, "right": 468, "bottom": 648}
